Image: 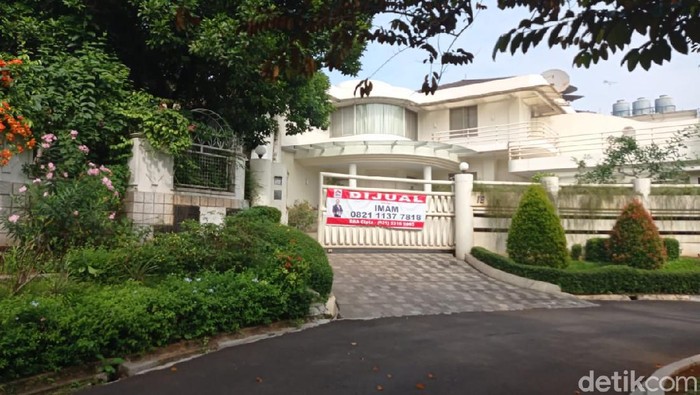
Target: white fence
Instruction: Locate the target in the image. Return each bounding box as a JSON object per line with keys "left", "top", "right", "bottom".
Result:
{"left": 317, "top": 172, "right": 455, "bottom": 249}
{"left": 473, "top": 181, "right": 700, "bottom": 257}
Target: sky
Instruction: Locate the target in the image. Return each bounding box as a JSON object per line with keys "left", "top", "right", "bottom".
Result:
{"left": 325, "top": 7, "right": 700, "bottom": 115}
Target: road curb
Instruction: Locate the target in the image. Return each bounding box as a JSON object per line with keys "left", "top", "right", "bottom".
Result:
{"left": 630, "top": 353, "right": 700, "bottom": 395}
{"left": 464, "top": 253, "right": 563, "bottom": 294}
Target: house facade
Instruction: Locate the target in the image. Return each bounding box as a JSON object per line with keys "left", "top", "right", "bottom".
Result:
{"left": 252, "top": 71, "right": 700, "bottom": 220}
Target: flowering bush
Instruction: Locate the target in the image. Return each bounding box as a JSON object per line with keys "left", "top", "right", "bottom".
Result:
{"left": 2, "top": 130, "right": 129, "bottom": 254}
{"left": 0, "top": 57, "right": 35, "bottom": 165}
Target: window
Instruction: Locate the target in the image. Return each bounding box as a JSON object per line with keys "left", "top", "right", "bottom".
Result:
{"left": 449, "top": 106, "right": 478, "bottom": 136}
{"left": 329, "top": 104, "right": 418, "bottom": 139}
{"left": 330, "top": 106, "right": 355, "bottom": 137}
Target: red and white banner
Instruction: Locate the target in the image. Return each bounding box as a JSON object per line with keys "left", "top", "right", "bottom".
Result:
{"left": 325, "top": 188, "right": 427, "bottom": 229}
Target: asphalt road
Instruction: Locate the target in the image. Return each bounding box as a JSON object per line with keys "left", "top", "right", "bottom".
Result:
{"left": 81, "top": 301, "right": 700, "bottom": 395}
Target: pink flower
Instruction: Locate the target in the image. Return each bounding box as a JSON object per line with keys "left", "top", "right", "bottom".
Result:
{"left": 113, "top": 190, "right": 120, "bottom": 197}
{"left": 101, "top": 176, "right": 114, "bottom": 191}
{"left": 62, "top": 172, "right": 68, "bottom": 178}
{"left": 78, "top": 145, "right": 89, "bottom": 154}
{"left": 46, "top": 172, "right": 53, "bottom": 180}
{"left": 88, "top": 162, "right": 96, "bottom": 168}
{"left": 32, "top": 178, "right": 41, "bottom": 184}
{"left": 70, "top": 130, "right": 78, "bottom": 139}
{"left": 108, "top": 212, "right": 116, "bottom": 220}
{"left": 41, "top": 143, "right": 50, "bottom": 149}
{"left": 73, "top": 211, "right": 79, "bottom": 216}
{"left": 18, "top": 186, "right": 27, "bottom": 193}
{"left": 48, "top": 162, "right": 55, "bottom": 171}
{"left": 87, "top": 168, "right": 100, "bottom": 176}
{"left": 99, "top": 165, "right": 111, "bottom": 174}
{"left": 8, "top": 214, "right": 19, "bottom": 223}
{"left": 41, "top": 134, "right": 56, "bottom": 143}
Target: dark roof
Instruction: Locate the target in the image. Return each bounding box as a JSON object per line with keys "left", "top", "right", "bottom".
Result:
{"left": 435, "top": 77, "right": 512, "bottom": 91}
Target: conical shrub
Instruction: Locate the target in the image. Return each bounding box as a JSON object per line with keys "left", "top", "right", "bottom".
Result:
{"left": 506, "top": 185, "right": 569, "bottom": 268}
{"left": 609, "top": 200, "right": 666, "bottom": 269}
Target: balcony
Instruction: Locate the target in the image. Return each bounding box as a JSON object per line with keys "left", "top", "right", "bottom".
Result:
{"left": 432, "top": 121, "right": 700, "bottom": 174}
{"left": 431, "top": 121, "right": 560, "bottom": 156}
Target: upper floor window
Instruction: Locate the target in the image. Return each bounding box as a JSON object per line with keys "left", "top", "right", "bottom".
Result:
{"left": 330, "top": 103, "right": 418, "bottom": 139}
{"left": 449, "top": 105, "right": 478, "bottom": 135}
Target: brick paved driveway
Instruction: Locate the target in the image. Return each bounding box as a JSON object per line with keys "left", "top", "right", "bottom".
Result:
{"left": 329, "top": 252, "right": 594, "bottom": 319}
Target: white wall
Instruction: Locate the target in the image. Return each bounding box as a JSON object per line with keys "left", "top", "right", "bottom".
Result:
{"left": 282, "top": 151, "right": 321, "bottom": 207}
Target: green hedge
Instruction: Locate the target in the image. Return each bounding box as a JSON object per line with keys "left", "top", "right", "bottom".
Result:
{"left": 664, "top": 238, "right": 680, "bottom": 261}
{"left": 0, "top": 271, "right": 309, "bottom": 382}
{"left": 65, "top": 217, "right": 333, "bottom": 297}
{"left": 234, "top": 206, "right": 282, "bottom": 223}
{"left": 471, "top": 247, "right": 700, "bottom": 295}
{"left": 584, "top": 237, "right": 610, "bottom": 262}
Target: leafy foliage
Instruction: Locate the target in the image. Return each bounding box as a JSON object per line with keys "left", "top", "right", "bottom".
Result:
{"left": 608, "top": 200, "right": 667, "bottom": 270}
{"left": 0, "top": 271, "right": 306, "bottom": 382}
{"left": 287, "top": 200, "right": 317, "bottom": 232}
{"left": 584, "top": 237, "right": 610, "bottom": 263}
{"left": 1, "top": 131, "right": 129, "bottom": 254}
{"left": 506, "top": 185, "right": 569, "bottom": 268}
{"left": 570, "top": 244, "right": 582, "bottom": 260}
{"left": 0, "top": 1, "right": 340, "bottom": 151}
{"left": 472, "top": 246, "right": 700, "bottom": 295}
{"left": 495, "top": 1, "right": 700, "bottom": 71}
{"left": 664, "top": 238, "right": 681, "bottom": 261}
{"left": 574, "top": 127, "right": 699, "bottom": 184}
{"left": 235, "top": 206, "right": 282, "bottom": 224}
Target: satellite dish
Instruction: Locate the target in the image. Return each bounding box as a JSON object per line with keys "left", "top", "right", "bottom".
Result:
{"left": 542, "top": 69, "right": 570, "bottom": 93}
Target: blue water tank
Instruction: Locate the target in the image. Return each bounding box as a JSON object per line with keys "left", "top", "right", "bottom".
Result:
{"left": 632, "top": 97, "right": 652, "bottom": 115}
{"left": 655, "top": 95, "right": 676, "bottom": 113}
{"left": 612, "top": 99, "right": 630, "bottom": 116}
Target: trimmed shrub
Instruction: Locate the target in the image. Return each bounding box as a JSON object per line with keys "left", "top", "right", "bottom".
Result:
{"left": 584, "top": 238, "right": 610, "bottom": 262}
{"left": 609, "top": 200, "right": 666, "bottom": 269}
{"left": 471, "top": 247, "right": 700, "bottom": 295}
{"left": 506, "top": 185, "right": 569, "bottom": 268}
{"left": 0, "top": 270, "right": 309, "bottom": 382}
{"left": 663, "top": 238, "right": 680, "bottom": 261}
{"left": 234, "top": 206, "right": 281, "bottom": 223}
{"left": 570, "top": 244, "right": 583, "bottom": 260}
{"left": 231, "top": 218, "right": 333, "bottom": 297}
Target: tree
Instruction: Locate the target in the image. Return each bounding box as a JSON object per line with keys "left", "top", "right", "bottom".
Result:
{"left": 241, "top": 1, "right": 699, "bottom": 91}
{"left": 608, "top": 200, "right": 666, "bottom": 270}
{"left": 506, "top": 185, "right": 569, "bottom": 268}
{"left": 0, "top": 0, "right": 348, "bottom": 149}
{"left": 495, "top": 1, "right": 700, "bottom": 71}
{"left": 574, "top": 124, "right": 700, "bottom": 184}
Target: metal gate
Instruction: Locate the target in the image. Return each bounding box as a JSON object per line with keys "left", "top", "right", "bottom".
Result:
{"left": 317, "top": 172, "right": 455, "bottom": 249}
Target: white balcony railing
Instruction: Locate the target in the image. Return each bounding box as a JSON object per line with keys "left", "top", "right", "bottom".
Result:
{"left": 432, "top": 121, "right": 700, "bottom": 162}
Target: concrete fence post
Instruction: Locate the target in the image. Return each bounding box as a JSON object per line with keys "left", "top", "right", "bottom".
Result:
{"left": 540, "top": 176, "right": 560, "bottom": 212}
{"left": 454, "top": 166, "right": 474, "bottom": 260}
{"left": 249, "top": 157, "right": 272, "bottom": 206}
{"left": 633, "top": 178, "right": 651, "bottom": 211}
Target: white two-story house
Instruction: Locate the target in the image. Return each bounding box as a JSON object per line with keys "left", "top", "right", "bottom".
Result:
{"left": 252, "top": 71, "right": 700, "bottom": 216}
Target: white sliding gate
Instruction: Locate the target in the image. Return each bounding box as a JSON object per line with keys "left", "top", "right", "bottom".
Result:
{"left": 317, "top": 172, "right": 455, "bottom": 249}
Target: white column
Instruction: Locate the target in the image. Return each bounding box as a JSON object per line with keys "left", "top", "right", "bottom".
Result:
{"left": 454, "top": 166, "right": 474, "bottom": 260}
{"left": 423, "top": 165, "right": 433, "bottom": 192}
{"left": 633, "top": 178, "right": 651, "bottom": 211}
{"left": 348, "top": 163, "right": 357, "bottom": 188}
{"left": 250, "top": 157, "right": 272, "bottom": 206}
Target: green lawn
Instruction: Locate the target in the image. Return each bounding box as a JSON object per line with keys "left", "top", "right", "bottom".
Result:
{"left": 565, "top": 257, "right": 700, "bottom": 272}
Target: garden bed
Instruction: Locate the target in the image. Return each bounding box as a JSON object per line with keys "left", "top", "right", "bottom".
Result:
{"left": 0, "top": 207, "right": 334, "bottom": 384}
{"left": 471, "top": 247, "right": 700, "bottom": 295}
